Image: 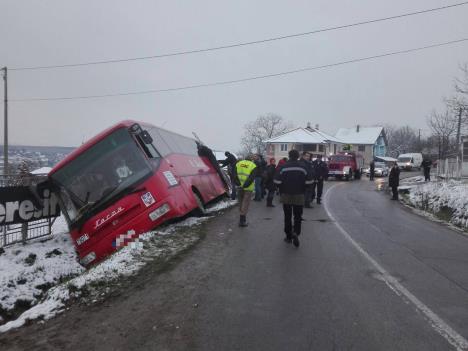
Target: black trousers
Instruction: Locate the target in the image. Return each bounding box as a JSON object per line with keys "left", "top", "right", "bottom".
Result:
{"left": 391, "top": 185, "right": 399, "bottom": 199}
{"left": 283, "top": 204, "right": 303, "bottom": 237}
{"left": 424, "top": 169, "right": 430, "bottom": 181}
{"left": 311, "top": 180, "right": 324, "bottom": 200}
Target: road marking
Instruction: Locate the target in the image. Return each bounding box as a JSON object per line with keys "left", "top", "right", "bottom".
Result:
{"left": 323, "top": 183, "right": 468, "bottom": 351}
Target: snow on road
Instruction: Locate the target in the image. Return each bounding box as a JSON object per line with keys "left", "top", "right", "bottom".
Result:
{"left": 0, "top": 199, "right": 236, "bottom": 333}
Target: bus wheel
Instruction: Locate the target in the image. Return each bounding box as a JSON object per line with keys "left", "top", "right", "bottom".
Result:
{"left": 193, "top": 191, "right": 208, "bottom": 216}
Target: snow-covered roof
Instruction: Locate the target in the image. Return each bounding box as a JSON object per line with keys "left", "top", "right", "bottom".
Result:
{"left": 264, "top": 127, "right": 343, "bottom": 144}
{"left": 30, "top": 167, "right": 52, "bottom": 175}
{"left": 335, "top": 126, "right": 383, "bottom": 145}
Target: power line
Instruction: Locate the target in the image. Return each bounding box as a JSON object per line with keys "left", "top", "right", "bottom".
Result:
{"left": 10, "top": 38, "right": 468, "bottom": 102}
{"left": 9, "top": 1, "right": 468, "bottom": 71}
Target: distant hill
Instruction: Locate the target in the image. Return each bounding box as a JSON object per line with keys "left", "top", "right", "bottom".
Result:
{"left": 1, "top": 145, "right": 76, "bottom": 154}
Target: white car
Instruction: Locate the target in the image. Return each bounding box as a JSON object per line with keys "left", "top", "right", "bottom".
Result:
{"left": 364, "top": 162, "right": 389, "bottom": 177}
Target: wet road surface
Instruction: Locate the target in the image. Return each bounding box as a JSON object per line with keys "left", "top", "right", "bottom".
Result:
{"left": 2, "top": 177, "right": 468, "bottom": 350}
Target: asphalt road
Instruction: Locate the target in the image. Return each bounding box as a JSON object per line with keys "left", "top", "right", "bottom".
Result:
{"left": 2, "top": 175, "right": 468, "bottom": 351}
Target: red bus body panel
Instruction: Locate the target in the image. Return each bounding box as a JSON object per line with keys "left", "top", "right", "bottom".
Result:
{"left": 49, "top": 121, "right": 227, "bottom": 266}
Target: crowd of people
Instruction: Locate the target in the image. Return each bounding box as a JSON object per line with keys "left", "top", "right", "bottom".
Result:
{"left": 219, "top": 150, "right": 329, "bottom": 247}
{"left": 219, "top": 150, "right": 434, "bottom": 248}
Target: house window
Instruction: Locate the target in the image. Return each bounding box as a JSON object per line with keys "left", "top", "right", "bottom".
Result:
{"left": 334, "top": 144, "right": 337, "bottom": 154}
{"left": 463, "top": 142, "right": 468, "bottom": 162}
{"left": 280, "top": 144, "right": 288, "bottom": 152}
{"left": 358, "top": 145, "right": 365, "bottom": 152}
{"left": 303, "top": 144, "right": 316, "bottom": 152}
{"left": 318, "top": 144, "right": 324, "bottom": 152}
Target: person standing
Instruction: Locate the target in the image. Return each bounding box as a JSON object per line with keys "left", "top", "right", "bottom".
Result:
{"left": 219, "top": 151, "right": 238, "bottom": 200}
{"left": 300, "top": 152, "right": 313, "bottom": 208}
{"left": 252, "top": 154, "right": 265, "bottom": 201}
{"left": 389, "top": 162, "right": 400, "bottom": 200}
{"left": 311, "top": 154, "right": 328, "bottom": 204}
{"left": 421, "top": 158, "right": 432, "bottom": 182}
{"left": 274, "top": 149, "right": 313, "bottom": 247}
{"left": 264, "top": 158, "right": 277, "bottom": 207}
{"left": 369, "top": 160, "right": 375, "bottom": 181}
{"left": 234, "top": 156, "right": 257, "bottom": 227}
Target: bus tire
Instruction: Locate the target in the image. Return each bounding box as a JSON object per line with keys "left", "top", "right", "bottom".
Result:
{"left": 193, "top": 191, "right": 208, "bottom": 216}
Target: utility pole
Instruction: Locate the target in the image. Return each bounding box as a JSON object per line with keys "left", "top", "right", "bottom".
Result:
{"left": 418, "top": 129, "right": 421, "bottom": 152}
{"left": 456, "top": 106, "right": 463, "bottom": 158}
{"left": 2, "top": 67, "right": 7, "bottom": 176}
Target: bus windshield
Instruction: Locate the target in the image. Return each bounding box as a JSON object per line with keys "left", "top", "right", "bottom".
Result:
{"left": 50, "top": 128, "right": 152, "bottom": 223}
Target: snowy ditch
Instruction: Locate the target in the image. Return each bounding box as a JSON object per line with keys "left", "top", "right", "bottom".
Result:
{"left": 0, "top": 199, "right": 236, "bottom": 333}
{"left": 400, "top": 176, "right": 468, "bottom": 231}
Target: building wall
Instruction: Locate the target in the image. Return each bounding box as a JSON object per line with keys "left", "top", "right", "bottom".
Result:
{"left": 266, "top": 142, "right": 338, "bottom": 161}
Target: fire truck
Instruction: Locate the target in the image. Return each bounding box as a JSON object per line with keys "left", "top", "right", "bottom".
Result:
{"left": 327, "top": 152, "right": 364, "bottom": 181}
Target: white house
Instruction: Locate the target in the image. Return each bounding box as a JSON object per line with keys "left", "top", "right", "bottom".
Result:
{"left": 335, "top": 125, "right": 387, "bottom": 166}
{"left": 264, "top": 124, "right": 343, "bottom": 161}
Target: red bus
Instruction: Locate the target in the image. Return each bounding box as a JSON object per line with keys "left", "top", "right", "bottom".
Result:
{"left": 47, "top": 120, "right": 229, "bottom": 266}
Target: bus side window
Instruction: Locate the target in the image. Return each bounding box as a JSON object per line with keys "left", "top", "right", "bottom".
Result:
{"left": 149, "top": 128, "right": 172, "bottom": 156}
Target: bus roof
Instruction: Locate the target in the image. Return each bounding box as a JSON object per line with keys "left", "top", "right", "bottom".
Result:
{"left": 50, "top": 120, "right": 138, "bottom": 176}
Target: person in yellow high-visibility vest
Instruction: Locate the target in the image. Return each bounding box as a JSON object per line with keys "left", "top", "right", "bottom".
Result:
{"left": 234, "top": 155, "right": 258, "bottom": 227}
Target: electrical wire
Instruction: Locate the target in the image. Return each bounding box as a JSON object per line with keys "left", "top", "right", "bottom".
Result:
{"left": 9, "top": 1, "right": 468, "bottom": 71}
{"left": 10, "top": 38, "right": 468, "bottom": 102}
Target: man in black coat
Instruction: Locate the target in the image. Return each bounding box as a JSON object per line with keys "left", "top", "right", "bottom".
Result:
{"left": 219, "top": 151, "right": 238, "bottom": 200}
{"left": 389, "top": 162, "right": 400, "bottom": 200}
{"left": 311, "top": 154, "right": 328, "bottom": 204}
{"left": 300, "top": 152, "right": 313, "bottom": 208}
{"left": 274, "top": 149, "right": 314, "bottom": 247}
{"left": 264, "top": 158, "right": 277, "bottom": 207}
{"left": 369, "top": 160, "right": 375, "bottom": 181}
{"left": 421, "top": 158, "right": 432, "bottom": 182}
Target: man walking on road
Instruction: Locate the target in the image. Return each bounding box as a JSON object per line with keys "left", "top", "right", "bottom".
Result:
{"left": 369, "top": 160, "right": 375, "bottom": 181}
{"left": 421, "top": 158, "right": 432, "bottom": 182}
{"left": 311, "top": 154, "right": 328, "bottom": 204}
{"left": 264, "top": 158, "right": 277, "bottom": 207}
{"left": 235, "top": 155, "right": 257, "bottom": 227}
{"left": 300, "top": 152, "right": 313, "bottom": 208}
{"left": 274, "top": 149, "right": 313, "bottom": 247}
{"left": 389, "top": 162, "right": 400, "bottom": 200}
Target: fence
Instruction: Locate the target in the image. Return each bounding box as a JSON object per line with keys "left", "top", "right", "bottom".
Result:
{"left": 0, "top": 174, "right": 56, "bottom": 248}
{"left": 436, "top": 157, "right": 463, "bottom": 180}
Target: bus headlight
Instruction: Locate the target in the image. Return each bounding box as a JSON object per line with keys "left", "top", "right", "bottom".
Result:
{"left": 80, "top": 252, "right": 96, "bottom": 266}
{"left": 149, "top": 204, "right": 170, "bottom": 221}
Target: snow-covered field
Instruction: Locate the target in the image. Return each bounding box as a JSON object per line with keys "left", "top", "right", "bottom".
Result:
{"left": 401, "top": 177, "right": 468, "bottom": 231}
{"left": 0, "top": 199, "right": 236, "bottom": 333}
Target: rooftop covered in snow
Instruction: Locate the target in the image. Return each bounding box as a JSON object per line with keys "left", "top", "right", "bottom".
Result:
{"left": 264, "top": 127, "right": 343, "bottom": 144}
{"left": 335, "top": 126, "right": 384, "bottom": 145}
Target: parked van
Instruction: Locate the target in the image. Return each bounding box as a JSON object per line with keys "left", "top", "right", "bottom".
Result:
{"left": 397, "top": 153, "right": 423, "bottom": 170}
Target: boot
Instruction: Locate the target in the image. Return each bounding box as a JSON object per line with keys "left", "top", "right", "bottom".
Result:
{"left": 266, "top": 199, "right": 275, "bottom": 207}
{"left": 317, "top": 198, "right": 321, "bottom": 204}
{"left": 239, "top": 215, "right": 248, "bottom": 227}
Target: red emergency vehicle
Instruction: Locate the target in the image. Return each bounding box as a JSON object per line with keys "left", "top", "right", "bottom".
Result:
{"left": 327, "top": 152, "right": 363, "bottom": 181}
{"left": 48, "top": 121, "right": 228, "bottom": 266}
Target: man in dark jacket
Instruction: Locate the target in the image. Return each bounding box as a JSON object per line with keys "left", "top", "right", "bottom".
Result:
{"left": 369, "top": 160, "right": 375, "bottom": 181}
{"left": 274, "top": 149, "right": 313, "bottom": 247}
{"left": 253, "top": 154, "right": 266, "bottom": 201}
{"left": 311, "top": 154, "right": 328, "bottom": 204}
{"left": 389, "top": 162, "right": 400, "bottom": 200}
{"left": 300, "top": 152, "right": 313, "bottom": 208}
{"left": 421, "top": 158, "right": 432, "bottom": 182}
{"left": 219, "top": 151, "right": 238, "bottom": 199}
{"left": 264, "top": 158, "right": 277, "bottom": 207}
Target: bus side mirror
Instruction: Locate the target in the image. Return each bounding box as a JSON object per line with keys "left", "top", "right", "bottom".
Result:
{"left": 140, "top": 130, "right": 153, "bottom": 144}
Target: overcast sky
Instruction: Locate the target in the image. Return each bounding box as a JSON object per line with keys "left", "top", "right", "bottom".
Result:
{"left": 1, "top": 0, "right": 467, "bottom": 151}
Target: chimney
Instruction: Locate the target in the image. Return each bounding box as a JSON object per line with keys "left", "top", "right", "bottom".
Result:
{"left": 306, "top": 122, "right": 311, "bottom": 129}
{"left": 315, "top": 124, "right": 319, "bottom": 130}
{"left": 356, "top": 124, "right": 360, "bottom": 132}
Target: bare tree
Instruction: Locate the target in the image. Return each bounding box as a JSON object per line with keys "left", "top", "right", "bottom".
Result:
{"left": 427, "top": 109, "right": 458, "bottom": 159}
{"left": 384, "top": 124, "right": 419, "bottom": 157}
{"left": 240, "top": 113, "right": 293, "bottom": 155}
{"left": 455, "top": 63, "right": 468, "bottom": 96}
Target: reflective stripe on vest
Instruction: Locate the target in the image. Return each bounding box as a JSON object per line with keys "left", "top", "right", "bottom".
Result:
{"left": 236, "top": 160, "right": 256, "bottom": 191}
